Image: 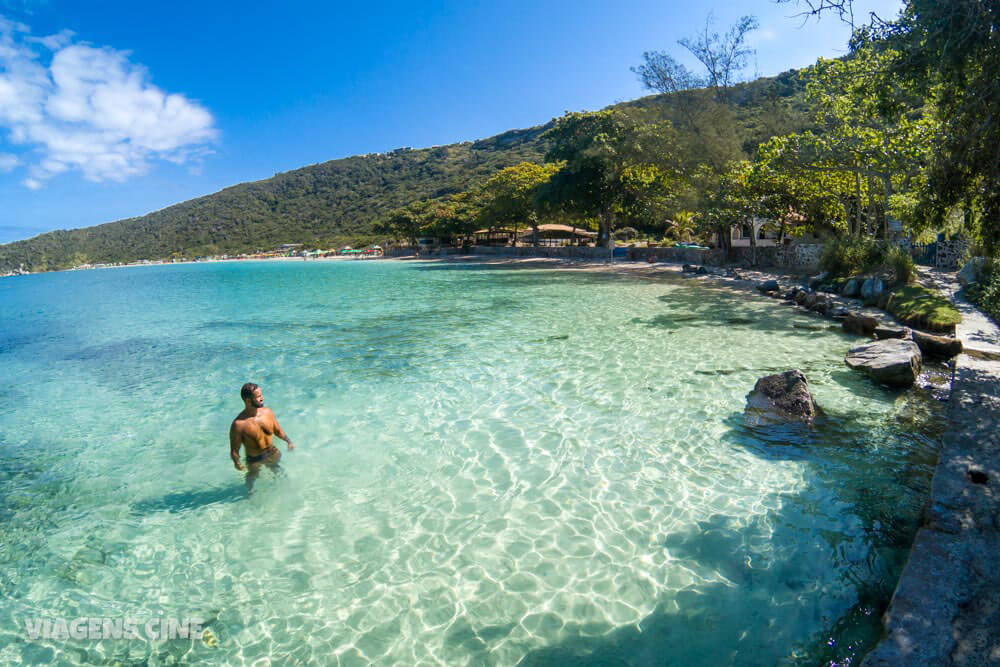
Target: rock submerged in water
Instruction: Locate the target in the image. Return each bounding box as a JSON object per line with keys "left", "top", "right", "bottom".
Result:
{"left": 845, "top": 339, "right": 922, "bottom": 387}
{"left": 843, "top": 311, "right": 878, "bottom": 337}
{"left": 744, "top": 370, "right": 822, "bottom": 425}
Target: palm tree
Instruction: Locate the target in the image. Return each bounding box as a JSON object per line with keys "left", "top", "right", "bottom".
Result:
{"left": 667, "top": 211, "right": 696, "bottom": 243}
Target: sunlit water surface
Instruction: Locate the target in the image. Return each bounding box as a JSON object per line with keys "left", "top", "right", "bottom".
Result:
{"left": 0, "top": 260, "right": 943, "bottom": 665}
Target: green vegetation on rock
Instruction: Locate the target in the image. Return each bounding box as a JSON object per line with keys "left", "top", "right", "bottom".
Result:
{"left": 886, "top": 285, "right": 962, "bottom": 332}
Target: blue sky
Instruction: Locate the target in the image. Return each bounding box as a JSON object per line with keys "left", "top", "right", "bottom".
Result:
{"left": 0, "top": 0, "right": 901, "bottom": 243}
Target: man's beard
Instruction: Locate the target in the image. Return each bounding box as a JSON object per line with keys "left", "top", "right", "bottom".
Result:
{"left": 254, "top": 398, "right": 264, "bottom": 407}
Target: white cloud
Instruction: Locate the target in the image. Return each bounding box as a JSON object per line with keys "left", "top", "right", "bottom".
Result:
{"left": 0, "top": 14, "right": 217, "bottom": 188}
{"left": 0, "top": 151, "right": 16, "bottom": 170}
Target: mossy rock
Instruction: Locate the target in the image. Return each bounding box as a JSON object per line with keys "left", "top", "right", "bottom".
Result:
{"left": 886, "top": 286, "right": 962, "bottom": 332}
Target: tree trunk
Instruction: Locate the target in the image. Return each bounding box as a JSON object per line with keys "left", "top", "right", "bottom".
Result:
{"left": 855, "top": 172, "right": 863, "bottom": 237}
{"left": 962, "top": 196, "right": 974, "bottom": 236}
{"left": 881, "top": 161, "right": 892, "bottom": 240}
{"left": 866, "top": 173, "right": 877, "bottom": 238}
{"left": 717, "top": 224, "right": 731, "bottom": 261}
{"left": 599, "top": 210, "right": 614, "bottom": 258}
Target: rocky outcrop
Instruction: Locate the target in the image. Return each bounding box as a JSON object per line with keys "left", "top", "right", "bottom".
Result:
{"left": 843, "top": 278, "right": 861, "bottom": 297}
{"left": 757, "top": 279, "right": 779, "bottom": 293}
{"left": 845, "top": 339, "right": 922, "bottom": 387}
{"left": 809, "top": 296, "right": 830, "bottom": 314}
{"left": 861, "top": 276, "right": 885, "bottom": 305}
{"left": 744, "top": 370, "right": 822, "bottom": 425}
{"left": 911, "top": 330, "right": 963, "bottom": 359}
{"left": 808, "top": 272, "right": 829, "bottom": 288}
{"left": 957, "top": 257, "right": 985, "bottom": 287}
{"left": 843, "top": 311, "right": 879, "bottom": 337}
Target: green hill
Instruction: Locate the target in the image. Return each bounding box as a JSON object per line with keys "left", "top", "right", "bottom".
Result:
{"left": 0, "top": 69, "right": 810, "bottom": 273}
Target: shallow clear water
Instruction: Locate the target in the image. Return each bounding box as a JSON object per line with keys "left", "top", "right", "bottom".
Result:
{"left": 0, "top": 260, "right": 942, "bottom": 665}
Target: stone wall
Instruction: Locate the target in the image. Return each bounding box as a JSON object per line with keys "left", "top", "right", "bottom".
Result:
{"left": 729, "top": 246, "right": 782, "bottom": 268}
{"left": 781, "top": 243, "right": 824, "bottom": 271}
{"left": 935, "top": 239, "right": 969, "bottom": 271}
{"left": 728, "top": 244, "right": 823, "bottom": 270}
{"left": 641, "top": 246, "right": 724, "bottom": 265}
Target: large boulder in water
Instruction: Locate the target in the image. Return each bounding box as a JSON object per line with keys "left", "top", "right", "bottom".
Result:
{"left": 845, "top": 339, "right": 922, "bottom": 387}
{"left": 745, "top": 370, "right": 822, "bottom": 425}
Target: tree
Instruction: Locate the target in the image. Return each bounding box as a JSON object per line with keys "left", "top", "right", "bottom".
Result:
{"left": 478, "top": 162, "right": 562, "bottom": 246}
{"left": 667, "top": 210, "right": 697, "bottom": 243}
{"left": 780, "top": 0, "right": 1000, "bottom": 251}
{"left": 376, "top": 204, "right": 426, "bottom": 247}
{"left": 539, "top": 110, "right": 678, "bottom": 251}
{"left": 748, "top": 45, "right": 932, "bottom": 242}
{"left": 632, "top": 14, "right": 758, "bottom": 171}
{"left": 436, "top": 191, "right": 486, "bottom": 242}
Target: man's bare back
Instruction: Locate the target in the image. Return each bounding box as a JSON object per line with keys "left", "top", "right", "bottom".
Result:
{"left": 230, "top": 383, "right": 295, "bottom": 489}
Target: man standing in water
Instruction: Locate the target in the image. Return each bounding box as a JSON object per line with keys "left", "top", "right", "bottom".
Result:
{"left": 230, "top": 382, "right": 295, "bottom": 490}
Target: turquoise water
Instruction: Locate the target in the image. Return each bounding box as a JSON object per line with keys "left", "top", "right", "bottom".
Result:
{"left": 0, "top": 260, "right": 942, "bottom": 665}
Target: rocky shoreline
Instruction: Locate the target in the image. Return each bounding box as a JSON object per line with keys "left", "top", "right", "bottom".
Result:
{"left": 425, "top": 254, "right": 995, "bottom": 663}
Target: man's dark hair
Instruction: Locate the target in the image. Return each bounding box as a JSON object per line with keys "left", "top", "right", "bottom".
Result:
{"left": 240, "top": 382, "right": 259, "bottom": 401}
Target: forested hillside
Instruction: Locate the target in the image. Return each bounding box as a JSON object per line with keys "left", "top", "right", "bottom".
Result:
{"left": 0, "top": 70, "right": 810, "bottom": 273}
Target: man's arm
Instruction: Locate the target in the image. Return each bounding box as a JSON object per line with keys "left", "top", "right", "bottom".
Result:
{"left": 271, "top": 412, "right": 295, "bottom": 450}
{"left": 229, "top": 422, "right": 245, "bottom": 470}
